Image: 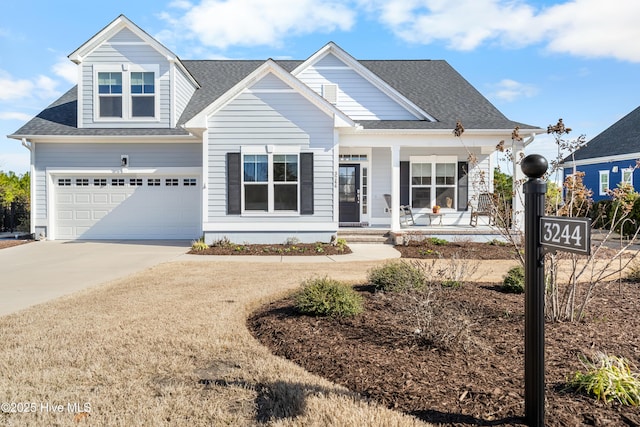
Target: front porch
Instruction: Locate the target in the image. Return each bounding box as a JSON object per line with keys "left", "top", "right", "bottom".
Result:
{"left": 337, "top": 223, "right": 506, "bottom": 245}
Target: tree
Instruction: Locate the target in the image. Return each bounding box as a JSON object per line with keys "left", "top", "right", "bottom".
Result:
{"left": 0, "top": 171, "right": 30, "bottom": 232}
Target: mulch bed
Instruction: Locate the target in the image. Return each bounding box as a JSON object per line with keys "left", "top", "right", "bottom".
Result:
{"left": 189, "top": 242, "right": 352, "bottom": 256}
{"left": 0, "top": 239, "right": 32, "bottom": 250}
{"left": 394, "top": 240, "right": 519, "bottom": 260}
{"left": 249, "top": 280, "right": 640, "bottom": 426}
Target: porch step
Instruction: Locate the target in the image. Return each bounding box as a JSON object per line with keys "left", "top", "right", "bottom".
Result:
{"left": 337, "top": 229, "right": 391, "bottom": 244}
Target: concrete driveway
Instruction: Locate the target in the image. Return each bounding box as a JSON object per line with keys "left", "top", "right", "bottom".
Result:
{"left": 0, "top": 240, "right": 191, "bottom": 317}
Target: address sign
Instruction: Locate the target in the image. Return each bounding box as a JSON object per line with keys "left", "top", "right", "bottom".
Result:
{"left": 540, "top": 216, "right": 591, "bottom": 255}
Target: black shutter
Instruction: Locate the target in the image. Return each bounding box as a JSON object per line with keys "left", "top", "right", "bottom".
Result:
{"left": 400, "top": 161, "right": 410, "bottom": 206}
{"left": 300, "top": 152, "right": 314, "bottom": 215}
{"left": 457, "top": 161, "right": 469, "bottom": 211}
{"left": 227, "top": 153, "right": 241, "bottom": 215}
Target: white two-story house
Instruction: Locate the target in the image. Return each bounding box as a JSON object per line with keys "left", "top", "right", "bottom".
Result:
{"left": 9, "top": 15, "right": 540, "bottom": 243}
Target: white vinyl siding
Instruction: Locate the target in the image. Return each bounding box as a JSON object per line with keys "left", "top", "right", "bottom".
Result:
{"left": 296, "top": 53, "right": 416, "bottom": 120}
{"left": 174, "top": 65, "right": 197, "bottom": 126}
{"left": 32, "top": 143, "right": 201, "bottom": 223}
{"left": 206, "top": 77, "right": 335, "bottom": 223}
{"left": 80, "top": 29, "right": 171, "bottom": 128}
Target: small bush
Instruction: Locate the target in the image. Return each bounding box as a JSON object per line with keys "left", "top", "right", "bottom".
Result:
{"left": 295, "top": 277, "right": 363, "bottom": 317}
{"left": 211, "top": 236, "right": 233, "bottom": 248}
{"left": 626, "top": 262, "right": 640, "bottom": 283}
{"left": 567, "top": 353, "right": 640, "bottom": 406}
{"left": 428, "top": 237, "right": 448, "bottom": 246}
{"left": 191, "top": 238, "right": 209, "bottom": 251}
{"left": 502, "top": 265, "right": 525, "bottom": 294}
{"left": 333, "top": 237, "right": 348, "bottom": 252}
{"left": 368, "top": 260, "right": 427, "bottom": 292}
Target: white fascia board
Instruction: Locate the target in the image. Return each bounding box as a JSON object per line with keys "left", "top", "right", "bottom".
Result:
{"left": 563, "top": 152, "right": 640, "bottom": 168}
{"left": 184, "top": 59, "right": 355, "bottom": 130}
{"left": 8, "top": 134, "right": 199, "bottom": 144}
{"left": 292, "top": 42, "right": 434, "bottom": 121}
{"left": 342, "top": 127, "right": 541, "bottom": 137}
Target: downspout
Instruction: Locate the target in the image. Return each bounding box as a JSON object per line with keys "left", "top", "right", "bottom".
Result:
{"left": 21, "top": 138, "right": 37, "bottom": 238}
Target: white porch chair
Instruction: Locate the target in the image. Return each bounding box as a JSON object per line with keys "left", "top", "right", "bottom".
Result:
{"left": 383, "top": 194, "right": 415, "bottom": 226}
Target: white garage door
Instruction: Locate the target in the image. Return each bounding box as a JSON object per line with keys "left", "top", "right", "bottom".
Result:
{"left": 54, "top": 175, "right": 200, "bottom": 240}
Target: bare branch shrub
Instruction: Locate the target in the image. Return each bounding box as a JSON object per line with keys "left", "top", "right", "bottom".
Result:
{"left": 400, "top": 257, "right": 479, "bottom": 351}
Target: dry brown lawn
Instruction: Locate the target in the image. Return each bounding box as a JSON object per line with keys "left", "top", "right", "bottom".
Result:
{"left": 0, "top": 260, "right": 437, "bottom": 427}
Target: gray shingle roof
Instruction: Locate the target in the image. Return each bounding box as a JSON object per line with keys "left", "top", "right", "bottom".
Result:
{"left": 10, "top": 57, "right": 538, "bottom": 138}
{"left": 568, "top": 105, "right": 640, "bottom": 161}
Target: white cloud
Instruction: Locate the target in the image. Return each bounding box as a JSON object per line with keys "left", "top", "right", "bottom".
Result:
{"left": 161, "top": 0, "right": 356, "bottom": 49}
{"left": 537, "top": 0, "right": 640, "bottom": 62}
{"left": 361, "top": 0, "right": 537, "bottom": 50}
{"left": 168, "top": 0, "right": 193, "bottom": 8}
{"left": 0, "top": 72, "right": 34, "bottom": 101}
{"left": 490, "top": 79, "right": 538, "bottom": 102}
{"left": 52, "top": 58, "right": 78, "bottom": 84}
{"left": 360, "top": 0, "right": 640, "bottom": 62}
{"left": 0, "top": 112, "right": 33, "bottom": 121}
{"left": 0, "top": 70, "right": 61, "bottom": 102}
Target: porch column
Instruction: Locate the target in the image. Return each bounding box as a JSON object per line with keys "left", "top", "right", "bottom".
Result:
{"left": 513, "top": 143, "right": 526, "bottom": 231}
{"left": 390, "top": 146, "right": 401, "bottom": 232}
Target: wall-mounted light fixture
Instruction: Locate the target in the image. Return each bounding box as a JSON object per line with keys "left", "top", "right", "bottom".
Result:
{"left": 612, "top": 166, "right": 619, "bottom": 173}
{"left": 121, "top": 155, "right": 129, "bottom": 167}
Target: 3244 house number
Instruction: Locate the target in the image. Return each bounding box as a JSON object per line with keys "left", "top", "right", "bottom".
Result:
{"left": 539, "top": 216, "right": 591, "bottom": 255}
{"left": 542, "top": 221, "right": 582, "bottom": 246}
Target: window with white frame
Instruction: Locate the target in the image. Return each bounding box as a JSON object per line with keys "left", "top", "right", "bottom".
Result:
{"left": 622, "top": 168, "right": 634, "bottom": 185}
{"left": 599, "top": 170, "right": 609, "bottom": 195}
{"left": 130, "top": 72, "right": 155, "bottom": 117}
{"left": 95, "top": 66, "right": 157, "bottom": 120}
{"left": 410, "top": 157, "right": 457, "bottom": 209}
{"left": 98, "top": 72, "right": 123, "bottom": 118}
{"left": 243, "top": 153, "right": 299, "bottom": 212}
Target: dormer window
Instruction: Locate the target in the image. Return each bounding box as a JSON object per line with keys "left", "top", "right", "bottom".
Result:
{"left": 131, "top": 72, "right": 155, "bottom": 117}
{"left": 98, "top": 72, "right": 123, "bottom": 117}
{"left": 94, "top": 65, "right": 158, "bottom": 121}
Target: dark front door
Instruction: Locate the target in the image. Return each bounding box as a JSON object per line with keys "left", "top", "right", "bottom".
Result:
{"left": 339, "top": 164, "right": 360, "bottom": 223}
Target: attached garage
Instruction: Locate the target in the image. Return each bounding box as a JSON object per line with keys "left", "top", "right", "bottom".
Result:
{"left": 52, "top": 173, "right": 200, "bottom": 240}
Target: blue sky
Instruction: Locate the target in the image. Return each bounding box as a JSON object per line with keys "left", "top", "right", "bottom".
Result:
{"left": 2, "top": 0, "right": 640, "bottom": 175}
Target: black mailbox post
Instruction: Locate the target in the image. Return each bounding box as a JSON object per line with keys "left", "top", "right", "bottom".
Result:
{"left": 521, "top": 154, "right": 548, "bottom": 427}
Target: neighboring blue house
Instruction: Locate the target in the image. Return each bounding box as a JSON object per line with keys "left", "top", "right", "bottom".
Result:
{"left": 8, "top": 15, "right": 540, "bottom": 243}
{"left": 563, "top": 106, "right": 640, "bottom": 201}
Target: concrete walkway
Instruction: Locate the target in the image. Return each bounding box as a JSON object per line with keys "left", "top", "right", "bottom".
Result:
{"left": 0, "top": 241, "right": 401, "bottom": 317}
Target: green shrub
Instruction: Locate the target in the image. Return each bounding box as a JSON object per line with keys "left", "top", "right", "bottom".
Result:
{"left": 368, "top": 260, "right": 427, "bottom": 292}
{"left": 567, "top": 353, "right": 640, "bottom": 406}
{"left": 191, "top": 238, "right": 209, "bottom": 251}
{"left": 502, "top": 265, "right": 524, "bottom": 294}
{"left": 295, "top": 277, "right": 363, "bottom": 317}
{"left": 428, "top": 237, "right": 448, "bottom": 246}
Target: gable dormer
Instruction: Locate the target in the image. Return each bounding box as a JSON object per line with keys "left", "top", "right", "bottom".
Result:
{"left": 292, "top": 42, "right": 434, "bottom": 122}
{"left": 68, "top": 15, "right": 199, "bottom": 129}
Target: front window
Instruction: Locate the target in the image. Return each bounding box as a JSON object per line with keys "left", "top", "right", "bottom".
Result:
{"left": 599, "top": 170, "right": 609, "bottom": 195}
{"left": 243, "top": 153, "right": 298, "bottom": 212}
{"left": 95, "top": 67, "right": 157, "bottom": 120}
{"left": 411, "top": 159, "right": 457, "bottom": 209}
{"left": 273, "top": 155, "right": 298, "bottom": 210}
{"left": 411, "top": 163, "right": 432, "bottom": 208}
{"left": 98, "top": 72, "right": 123, "bottom": 118}
{"left": 131, "top": 72, "right": 155, "bottom": 117}
{"left": 622, "top": 168, "right": 633, "bottom": 185}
